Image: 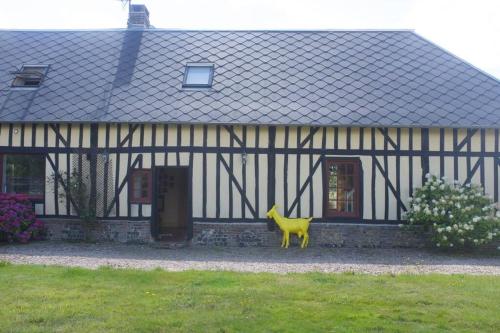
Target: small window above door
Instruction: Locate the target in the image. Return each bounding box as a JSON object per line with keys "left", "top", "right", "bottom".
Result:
{"left": 324, "top": 158, "right": 362, "bottom": 218}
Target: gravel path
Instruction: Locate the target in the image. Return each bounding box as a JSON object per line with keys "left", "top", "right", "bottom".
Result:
{"left": 1, "top": 241, "right": 499, "bottom": 275}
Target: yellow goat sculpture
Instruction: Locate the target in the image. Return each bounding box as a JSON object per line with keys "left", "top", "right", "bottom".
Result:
{"left": 266, "top": 204, "right": 313, "bottom": 248}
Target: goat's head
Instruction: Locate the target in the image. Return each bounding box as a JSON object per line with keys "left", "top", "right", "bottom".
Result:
{"left": 266, "top": 204, "right": 278, "bottom": 219}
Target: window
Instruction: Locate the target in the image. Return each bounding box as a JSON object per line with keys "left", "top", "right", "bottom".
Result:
{"left": 182, "top": 63, "right": 214, "bottom": 88}
{"left": 129, "top": 169, "right": 152, "bottom": 204}
{"left": 12, "top": 65, "right": 48, "bottom": 88}
{"left": 0, "top": 154, "right": 45, "bottom": 199}
{"left": 324, "top": 158, "right": 361, "bottom": 218}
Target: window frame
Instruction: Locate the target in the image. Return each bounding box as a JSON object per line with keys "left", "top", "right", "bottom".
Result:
{"left": 11, "top": 64, "right": 49, "bottom": 89}
{"left": 129, "top": 169, "right": 152, "bottom": 204}
{"left": 323, "top": 157, "right": 362, "bottom": 219}
{"left": 182, "top": 63, "right": 214, "bottom": 88}
{"left": 0, "top": 153, "right": 46, "bottom": 202}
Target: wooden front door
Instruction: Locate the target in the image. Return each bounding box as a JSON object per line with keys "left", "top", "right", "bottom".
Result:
{"left": 154, "top": 167, "right": 188, "bottom": 241}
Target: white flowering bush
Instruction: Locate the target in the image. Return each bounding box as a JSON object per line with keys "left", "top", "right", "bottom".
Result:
{"left": 405, "top": 174, "right": 500, "bottom": 250}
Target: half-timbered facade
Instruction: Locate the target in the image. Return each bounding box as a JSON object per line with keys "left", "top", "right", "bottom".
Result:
{"left": 1, "top": 16, "right": 499, "bottom": 245}
{"left": 0, "top": 123, "right": 498, "bottom": 243}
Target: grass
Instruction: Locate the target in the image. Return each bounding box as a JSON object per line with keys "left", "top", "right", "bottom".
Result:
{"left": 0, "top": 264, "right": 499, "bottom": 332}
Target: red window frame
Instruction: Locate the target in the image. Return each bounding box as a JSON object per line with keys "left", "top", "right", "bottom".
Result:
{"left": 0, "top": 153, "right": 45, "bottom": 202}
{"left": 323, "top": 157, "right": 361, "bottom": 218}
{"left": 129, "top": 169, "right": 152, "bottom": 204}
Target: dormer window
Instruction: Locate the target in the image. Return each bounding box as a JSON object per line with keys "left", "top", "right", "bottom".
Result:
{"left": 12, "top": 65, "right": 48, "bottom": 88}
{"left": 182, "top": 63, "right": 214, "bottom": 88}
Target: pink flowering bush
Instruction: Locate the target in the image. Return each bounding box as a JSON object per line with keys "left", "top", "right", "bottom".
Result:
{"left": 0, "top": 193, "right": 45, "bottom": 243}
{"left": 405, "top": 174, "right": 500, "bottom": 250}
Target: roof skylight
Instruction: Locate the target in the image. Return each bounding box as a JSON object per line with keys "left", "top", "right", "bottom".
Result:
{"left": 12, "top": 65, "right": 48, "bottom": 88}
{"left": 183, "top": 63, "right": 214, "bottom": 88}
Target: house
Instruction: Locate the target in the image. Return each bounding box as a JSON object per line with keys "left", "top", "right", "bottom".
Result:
{"left": 0, "top": 5, "right": 499, "bottom": 247}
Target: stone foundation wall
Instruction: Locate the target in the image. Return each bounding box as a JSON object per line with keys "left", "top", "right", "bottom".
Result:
{"left": 41, "top": 219, "right": 152, "bottom": 243}
{"left": 39, "top": 219, "right": 497, "bottom": 249}
{"left": 193, "top": 222, "right": 427, "bottom": 248}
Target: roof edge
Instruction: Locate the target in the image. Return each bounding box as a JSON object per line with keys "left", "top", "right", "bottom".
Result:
{"left": 0, "top": 28, "right": 415, "bottom": 33}
{"left": 2, "top": 120, "right": 499, "bottom": 130}
{"left": 412, "top": 31, "right": 500, "bottom": 83}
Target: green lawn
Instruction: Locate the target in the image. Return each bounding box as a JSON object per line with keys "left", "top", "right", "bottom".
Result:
{"left": 1, "top": 263, "right": 499, "bottom": 332}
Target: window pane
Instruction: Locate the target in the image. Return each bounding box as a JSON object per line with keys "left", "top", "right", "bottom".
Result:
{"left": 133, "top": 176, "right": 143, "bottom": 198}
{"left": 140, "top": 175, "right": 149, "bottom": 197}
{"left": 338, "top": 164, "right": 345, "bottom": 174}
{"left": 338, "top": 176, "right": 345, "bottom": 188}
{"left": 328, "top": 200, "right": 337, "bottom": 210}
{"left": 3, "top": 155, "right": 45, "bottom": 195}
{"left": 328, "top": 164, "right": 338, "bottom": 209}
{"left": 185, "top": 66, "right": 212, "bottom": 86}
{"left": 346, "top": 200, "right": 354, "bottom": 212}
{"left": 346, "top": 164, "right": 354, "bottom": 174}
{"left": 346, "top": 176, "right": 354, "bottom": 189}
{"left": 23, "top": 79, "right": 41, "bottom": 86}
{"left": 23, "top": 66, "right": 46, "bottom": 74}
{"left": 338, "top": 188, "right": 346, "bottom": 200}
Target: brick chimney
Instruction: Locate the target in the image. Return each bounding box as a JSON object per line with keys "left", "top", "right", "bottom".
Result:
{"left": 128, "top": 4, "right": 150, "bottom": 29}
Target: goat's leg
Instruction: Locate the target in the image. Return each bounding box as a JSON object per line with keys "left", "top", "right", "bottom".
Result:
{"left": 303, "top": 233, "right": 309, "bottom": 248}
{"left": 285, "top": 232, "right": 290, "bottom": 248}
{"left": 300, "top": 232, "right": 307, "bottom": 248}
{"left": 281, "top": 232, "right": 286, "bottom": 247}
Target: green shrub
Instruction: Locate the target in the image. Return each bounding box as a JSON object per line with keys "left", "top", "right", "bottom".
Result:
{"left": 405, "top": 174, "right": 500, "bottom": 250}
{"left": 0, "top": 193, "right": 45, "bottom": 243}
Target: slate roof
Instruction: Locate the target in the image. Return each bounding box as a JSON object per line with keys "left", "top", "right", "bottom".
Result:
{"left": 0, "top": 29, "right": 499, "bottom": 128}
